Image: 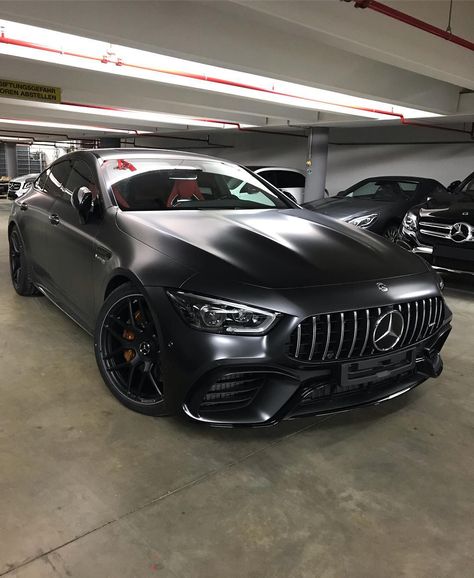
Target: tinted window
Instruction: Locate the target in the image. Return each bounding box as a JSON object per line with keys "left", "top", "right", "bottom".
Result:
{"left": 460, "top": 175, "right": 474, "bottom": 193}
{"left": 274, "top": 170, "right": 305, "bottom": 188}
{"left": 344, "top": 180, "right": 420, "bottom": 201}
{"left": 44, "top": 160, "right": 71, "bottom": 199}
{"left": 35, "top": 170, "right": 49, "bottom": 192}
{"left": 257, "top": 170, "right": 279, "bottom": 188}
{"left": 66, "top": 159, "right": 99, "bottom": 199}
{"left": 398, "top": 182, "right": 418, "bottom": 192}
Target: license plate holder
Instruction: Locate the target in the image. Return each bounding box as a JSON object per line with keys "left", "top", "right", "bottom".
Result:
{"left": 340, "top": 349, "right": 416, "bottom": 388}
{"left": 434, "top": 245, "right": 474, "bottom": 261}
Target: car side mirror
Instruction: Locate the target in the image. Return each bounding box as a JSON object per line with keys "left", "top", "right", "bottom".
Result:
{"left": 336, "top": 190, "right": 345, "bottom": 197}
{"left": 447, "top": 180, "right": 461, "bottom": 192}
{"left": 71, "top": 186, "right": 94, "bottom": 224}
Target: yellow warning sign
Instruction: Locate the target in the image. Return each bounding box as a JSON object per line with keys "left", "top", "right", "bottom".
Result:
{"left": 0, "top": 79, "right": 61, "bottom": 103}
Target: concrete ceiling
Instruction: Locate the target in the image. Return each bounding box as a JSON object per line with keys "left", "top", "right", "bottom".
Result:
{"left": 0, "top": 0, "right": 473, "bottom": 141}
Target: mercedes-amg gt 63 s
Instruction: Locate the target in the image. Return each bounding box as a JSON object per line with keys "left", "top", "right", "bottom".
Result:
{"left": 398, "top": 170, "right": 474, "bottom": 276}
{"left": 9, "top": 149, "right": 452, "bottom": 426}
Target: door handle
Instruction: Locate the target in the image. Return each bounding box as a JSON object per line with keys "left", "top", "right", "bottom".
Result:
{"left": 49, "top": 214, "right": 60, "bottom": 226}
{"left": 19, "top": 202, "right": 28, "bottom": 211}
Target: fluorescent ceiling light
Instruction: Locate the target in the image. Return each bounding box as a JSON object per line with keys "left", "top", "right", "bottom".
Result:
{"left": 0, "top": 118, "right": 151, "bottom": 134}
{"left": 0, "top": 97, "right": 253, "bottom": 129}
{"left": 0, "top": 135, "right": 32, "bottom": 142}
{"left": 0, "top": 19, "right": 440, "bottom": 120}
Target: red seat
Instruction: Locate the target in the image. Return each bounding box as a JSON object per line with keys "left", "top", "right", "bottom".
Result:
{"left": 166, "top": 180, "right": 204, "bottom": 208}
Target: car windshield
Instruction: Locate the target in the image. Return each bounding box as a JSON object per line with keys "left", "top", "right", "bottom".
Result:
{"left": 455, "top": 173, "right": 474, "bottom": 201}
{"left": 102, "top": 157, "right": 290, "bottom": 211}
{"left": 342, "top": 179, "right": 420, "bottom": 201}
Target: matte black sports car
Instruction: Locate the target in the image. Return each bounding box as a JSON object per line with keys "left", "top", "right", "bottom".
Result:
{"left": 304, "top": 176, "right": 447, "bottom": 242}
{"left": 398, "top": 170, "right": 474, "bottom": 275}
{"left": 9, "top": 150, "right": 451, "bottom": 426}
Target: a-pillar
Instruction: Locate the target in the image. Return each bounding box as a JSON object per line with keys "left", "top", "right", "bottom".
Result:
{"left": 303, "top": 128, "right": 329, "bottom": 202}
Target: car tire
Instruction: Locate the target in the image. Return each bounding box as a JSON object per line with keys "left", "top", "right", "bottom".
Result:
{"left": 383, "top": 223, "right": 400, "bottom": 243}
{"left": 9, "top": 227, "right": 39, "bottom": 296}
{"left": 94, "top": 283, "right": 169, "bottom": 416}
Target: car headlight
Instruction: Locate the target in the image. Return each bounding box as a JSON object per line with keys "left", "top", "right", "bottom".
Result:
{"left": 402, "top": 211, "right": 417, "bottom": 232}
{"left": 348, "top": 213, "right": 378, "bottom": 228}
{"left": 167, "top": 290, "right": 280, "bottom": 334}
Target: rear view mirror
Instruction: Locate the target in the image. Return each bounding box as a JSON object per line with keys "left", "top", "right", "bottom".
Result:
{"left": 241, "top": 184, "right": 262, "bottom": 195}
{"left": 336, "top": 190, "right": 346, "bottom": 197}
{"left": 71, "top": 186, "right": 94, "bottom": 224}
{"left": 447, "top": 180, "right": 461, "bottom": 192}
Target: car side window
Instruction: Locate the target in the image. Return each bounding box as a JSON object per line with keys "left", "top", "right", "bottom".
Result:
{"left": 44, "top": 160, "right": 72, "bottom": 199}
{"left": 66, "top": 159, "right": 100, "bottom": 200}
{"left": 461, "top": 176, "right": 474, "bottom": 193}
{"left": 258, "top": 170, "right": 279, "bottom": 188}
{"left": 345, "top": 182, "right": 378, "bottom": 197}
{"left": 35, "top": 170, "right": 49, "bottom": 192}
{"left": 275, "top": 170, "right": 305, "bottom": 189}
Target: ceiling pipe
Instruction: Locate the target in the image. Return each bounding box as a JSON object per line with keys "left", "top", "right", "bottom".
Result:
{"left": 346, "top": 0, "right": 474, "bottom": 52}
{"left": 1, "top": 34, "right": 471, "bottom": 138}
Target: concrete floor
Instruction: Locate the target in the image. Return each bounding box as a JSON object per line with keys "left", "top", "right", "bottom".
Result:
{"left": 0, "top": 198, "right": 473, "bottom": 578}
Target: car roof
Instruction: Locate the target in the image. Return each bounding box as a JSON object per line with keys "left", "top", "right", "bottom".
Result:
{"left": 358, "top": 176, "right": 433, "bottom": 182}
{"left": 247, "top": 165, "right": 305, "bottom": 174}
{"left": 88, "top": 147, "right": 227, "bottom": 163}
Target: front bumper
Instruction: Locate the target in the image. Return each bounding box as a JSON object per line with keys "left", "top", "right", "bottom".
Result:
{"left": 145, "top": 285, "right": 452, "bottom": 427}
{"left": 398, "top": 228, "right": 474, "bottom": 276}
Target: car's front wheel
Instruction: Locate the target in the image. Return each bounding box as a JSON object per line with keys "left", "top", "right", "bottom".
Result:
{"left": 9, "top": 227, "right": 38, "bottom": 296}
{"left": 94, "top": 284, "right": 169, "bottom": 416}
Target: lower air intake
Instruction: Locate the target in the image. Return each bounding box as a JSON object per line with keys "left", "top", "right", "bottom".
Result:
{"left": 199, "top": 372, "right": 265, "bottom": 413}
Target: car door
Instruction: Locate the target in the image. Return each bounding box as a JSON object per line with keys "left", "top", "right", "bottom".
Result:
{"left": 46, "top": 157, "right": 102, "bottom": 329}
{"left": 19, "top": 166, "right": 63, "bottom": 288}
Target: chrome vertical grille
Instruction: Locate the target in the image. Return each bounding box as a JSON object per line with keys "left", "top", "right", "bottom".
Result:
{"left": 289, "top": 297, "right": 444, "bottom": 362}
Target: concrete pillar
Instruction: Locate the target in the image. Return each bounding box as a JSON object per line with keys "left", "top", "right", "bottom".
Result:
{"left": 99, "top": 137, "right": 122, "bottom": 148}
{"left": 303, "top": 128, "right": 329, "bottom": 202}
{"left": 5, "top": 143, "right": 18, "bottom": 178}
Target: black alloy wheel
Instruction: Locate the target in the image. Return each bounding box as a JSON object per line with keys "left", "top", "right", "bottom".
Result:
{"left": 95, "top": 284, "right": 168, "bottom": 416}
{"left": 383, "top": 223, "right": 400, "bottom": 243}
{"left": 9, "top": 228, "right": 38, "bottom": 296}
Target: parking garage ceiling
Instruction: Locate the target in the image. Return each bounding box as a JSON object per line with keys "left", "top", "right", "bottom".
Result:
{"left": 0, "top": 0, "right": 473, "bottom": 141}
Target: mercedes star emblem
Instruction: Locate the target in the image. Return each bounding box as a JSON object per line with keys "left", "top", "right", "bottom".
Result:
{"left": 373, "top": 310, "right": 405, "bottom": 352}
{"left": 450, "top": 222, "right": 471, "bottom": 243}
{"left": 377, "top": 282, "right": 388, "bottom": 293}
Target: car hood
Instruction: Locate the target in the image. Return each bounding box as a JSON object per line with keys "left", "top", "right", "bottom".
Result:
{"left": 116, "top": 208, "right": 428, "bottom": 289}
{"left": 417, "top": 195, "right": 474, "bottom": 222}
{"left": 10, "top": 173, "right": 38, "bottom": 184}
{"left": 305, "top": 197, "right": 394, "bottom": 221}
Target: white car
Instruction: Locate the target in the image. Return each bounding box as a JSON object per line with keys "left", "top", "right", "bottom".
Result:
{"left": 7, "top": 173, "right": 39, "bottom": 200}
{"left": 247, "top": 166, "right": 306, "bottom": 204}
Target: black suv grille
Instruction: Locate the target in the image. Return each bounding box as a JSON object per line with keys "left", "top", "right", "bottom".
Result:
{"left": 199, "top": 372, "right": 265, "bottom": 412}
{"left": 288, "top": 297, "right": 444, "bottom": 362}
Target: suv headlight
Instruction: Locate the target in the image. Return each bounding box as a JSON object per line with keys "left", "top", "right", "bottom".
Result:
{"left": 167, "top": 290, "right": 280, "bottom": 334}
{"left": 348, "top": 213, "right": 378, "bottom": 228}
{"left": 402, "top": 211, "right": 417, "bottom": 232}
